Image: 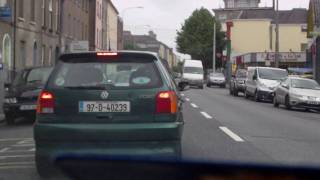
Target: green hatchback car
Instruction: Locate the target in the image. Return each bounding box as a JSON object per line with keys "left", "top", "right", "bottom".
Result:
{"left": 33, "top": 51, "right": 184, "bottom": 176}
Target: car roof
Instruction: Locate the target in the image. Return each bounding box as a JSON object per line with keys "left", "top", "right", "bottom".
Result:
{"left": 247, "top": 66, "right": 287, "bottom": 71}
{"left": 60, "top": 51, "right": 158, "bottom": 58}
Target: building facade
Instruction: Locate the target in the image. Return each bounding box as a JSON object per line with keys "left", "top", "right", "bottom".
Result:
{"left": 124, "top": 30, "right": 177, "bottom": 69}
{"left": 106, "top": 0, "right": 118, "bottom": 51}
{"left": 227, "top": 8, "right": 309, "bottom": 68}
{"left": 117, "top": 16, "right": 123, "bottom": 50}
{"left": 89, "top": 0, "right": 103, "bottom": 50}
{"left": 60, "top": 0, "right": 89, "bottom": 53}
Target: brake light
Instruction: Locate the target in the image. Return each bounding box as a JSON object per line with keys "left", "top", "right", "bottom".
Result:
{"left": 156, "top": 91, "right": 177, "bottom": 114}
{"left": 37, "top": 91, "right": 54, "bottom": 114}
{"left": 97, "top": 52, "right": 118, "bottom": 56}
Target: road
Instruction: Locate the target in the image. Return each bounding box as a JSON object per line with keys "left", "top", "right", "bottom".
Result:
{"left": 0, "top": 87, "right": 319, "bottom": 179}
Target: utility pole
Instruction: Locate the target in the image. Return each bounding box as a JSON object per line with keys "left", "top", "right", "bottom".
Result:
{"left": 275, "top": 0, "right": 280, "bottom": 68}
{"left": 213, "top": 22, "right": 216, "bottom": 72}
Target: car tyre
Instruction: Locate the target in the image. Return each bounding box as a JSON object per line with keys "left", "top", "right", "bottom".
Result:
{"left": 254, "top": 91, "right": 260, "bottom": 102}
{"left": 244, "top": 90, "right": 250, "bottom": 99}
{"left": 207, "top": 83, "right": 211, "bottom": 87}
{"left": 285, "top": 95, "right": 292, "bottom": 110}
{"left": 233, "top": 88, "right": 238, "bottom": 96}
{"left": 5, "top": 114, "right": 15, "bottom": 125}
{"left": 273, "top": 94, "right": 279, "bottom": 107}
{"left": 199, "top": 85, "right": 204, "bottom": 89}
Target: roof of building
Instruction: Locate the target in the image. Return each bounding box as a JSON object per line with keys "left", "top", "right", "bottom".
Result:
{"left": 239, "top": 8, "right": 308, "bottom": 24}
{"left": 109, "top": 0, "right": 119, "bottom": 14}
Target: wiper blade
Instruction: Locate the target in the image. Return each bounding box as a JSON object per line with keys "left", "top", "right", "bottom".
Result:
{"left": 64, "top": 86, "right": 107, "bottom": 90}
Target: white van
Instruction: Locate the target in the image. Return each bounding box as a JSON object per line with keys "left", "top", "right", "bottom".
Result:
{"left": 180, "top": 60, "right": 204, "bottom": 89}
{"left": 245, "top": 67, "right": 288, "bottom": 102}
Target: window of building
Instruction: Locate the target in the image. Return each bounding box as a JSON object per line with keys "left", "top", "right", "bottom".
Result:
{"left": 18, "top": 0, "right": 24, "bottom": 18}
{"left": 2, "top": 34, "right": 12, "bottom": 70}
{"left": 49, "top": 0, "right": 53, "bottom": 29}
{"left": 41, "top": 45, "right": 46, "bottom": 65}
{"left": 301, "top": 43, "right": 308, "bottom": 52}
{"left": 301, "top": 25, "right": 308, "bottom": 32}
{"left": 30, "top": 0, "right": 36, "bottom": 21}
{"left": 81, "top": 22, "right": 84, "bottom": 39}
{"left": 73, "top": 17, "right": 76, "bottom": 38}
{"left": 33, "top": 42, "right": 38, "bottom": 66}
{"left": 48, "top": 47, "right": 52, "bottom": 65}
{"left": 55, "top": 0, "right": 59, "bottom": 31}
{"left": 0, "top": 0, "right": 8, "bottom": 7}
{"left": 42, "top": 0, "right": 46, "bottom": 27}
{"left": 269, "top": 25, "right": 273, "bottom": 50}
{"left": 68, "top": 14, "right": 71, "bottom": 36}
{"left": 20, "top": 41, "right": 26, "bottom": 67}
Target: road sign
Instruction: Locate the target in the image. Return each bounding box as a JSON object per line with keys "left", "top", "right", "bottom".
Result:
{"left": 69, "top": 41, "right": 89, "bottom": 53}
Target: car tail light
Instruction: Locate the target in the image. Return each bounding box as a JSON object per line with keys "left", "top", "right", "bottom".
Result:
{"left": 97, "top": 52, "right": 118, "bottom": 56}
{"left": 37, "top": 91, "right": 54, "bottom": 114}
{"left": 156, "top": 91, "right": 177, "bottom": 114}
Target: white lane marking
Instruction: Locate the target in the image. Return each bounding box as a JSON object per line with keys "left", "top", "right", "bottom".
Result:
{"left": 200, "top": 112, "right": 213, "bottom": 119}
{"left": 181, "top": 93, "right": 185, "bottom": 96}
{"left": 0, "top": 166, "right": 34, "bottom": 170}
{"left": 12, "top": 144, "right": 34, "bottom": 147}
{"left": 0, "top": 148, "right": 10, "bottom": 153}
{"left": 219, "top": 127, "right": 245, "bottom": 142}
{"left": 17, "top": 139, "right": 34, "bottom": 145}
{"left": 185, "top": 98, "right": 190, "bottom": 102}
{"left": 190, "top": 103, "right": 198, "bottom": 108}
{"left": 0, "top": 154, "right": 35, "bottom": 160}
{"left": 0, "top": 138, "right": 32, "bottom": 142}
{"left": 0, "top": 162, "right": 35, "bottom": 166}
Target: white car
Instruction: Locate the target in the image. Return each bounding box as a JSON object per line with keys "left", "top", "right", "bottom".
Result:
{"left": 180, "top": 60, "right": 204, "bottom": 89}
{"left": 273, "top": 77, "right": 320, "bottom": 110}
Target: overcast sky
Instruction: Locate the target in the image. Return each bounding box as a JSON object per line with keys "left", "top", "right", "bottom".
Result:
{"left": 113, "top": 0, "right": 309, "bottom": 53}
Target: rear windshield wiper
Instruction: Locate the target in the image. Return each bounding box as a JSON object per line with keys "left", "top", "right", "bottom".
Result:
{"left": 63, "top": 85, "right": 108, "bottom": 90}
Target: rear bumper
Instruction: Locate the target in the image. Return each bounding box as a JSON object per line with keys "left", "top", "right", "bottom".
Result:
{"left": 3, "top": 103, "right": 37, "bottom": 117}
{"left": 290, "top": 101, "right": 320, "bottom": 110}
{"left": 34, "top": 122, "right": 183, "bottom": 159}
{"left": 182, "top": 79, "right": 203, "bottom": 86}
{"left": 235, "top": 84, "right": 246, "bottom": 91}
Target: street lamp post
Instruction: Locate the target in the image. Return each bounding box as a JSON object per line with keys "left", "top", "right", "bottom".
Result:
{"left": 213, "top": 21, "right": 216, "bottom": 73}
{"left": 275, "top": 0, "right": 280, "bottom": 68}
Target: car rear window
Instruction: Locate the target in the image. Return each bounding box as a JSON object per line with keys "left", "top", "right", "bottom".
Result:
{"left": 48, "top": 57, "right": 163, "bottom": 89}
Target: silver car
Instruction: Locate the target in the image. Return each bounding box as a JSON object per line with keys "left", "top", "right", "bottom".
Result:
{"left": 207, "top": 72, "right": 226, "bottom": 88}
{"left": 273, "top": 77, "right": 320, "bottom": 110}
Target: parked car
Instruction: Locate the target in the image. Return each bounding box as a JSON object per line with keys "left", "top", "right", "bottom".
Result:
{"left": 207, "top": 72, "right": 226, "bottom": 88}
{"left": 245, "top": 67, "right": 288, "bottom": 102}
{"left": 273, "top": 77, "right": 320, "bottom": 110}
{"left": 180, "top": 60, "right": 204, "bottom": 89}
{"left": 33, "top": 51, "right": 184, "bottom": 177}
{"left": 229, "top": 69, "right": 247, "bottom": 96}
{"left": 3, "top": 67, "right": 53, "bottom": 125}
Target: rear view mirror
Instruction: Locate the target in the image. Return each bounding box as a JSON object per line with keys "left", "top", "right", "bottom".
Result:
{"left": 173, "top": 72, "right": 181, "bottom": 79}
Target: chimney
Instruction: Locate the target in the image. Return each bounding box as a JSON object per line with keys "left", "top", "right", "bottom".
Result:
{"left": 148, "top": 31, "right": 157, "bottom": 39}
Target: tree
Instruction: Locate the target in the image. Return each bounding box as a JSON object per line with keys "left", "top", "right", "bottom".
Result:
{"left": 176, "top": 8, "right": 225, "bottom": 70}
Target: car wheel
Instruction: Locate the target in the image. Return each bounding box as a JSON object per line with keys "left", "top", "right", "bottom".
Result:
{"left": 244, "top": 90, "right": 250, "bottom": 99}
{"left": 5, "top": 114, "right": 15, "bottom": 125}
{"left": 285, "top": 95, "right": 292, "bottom": 110}
{"left": 233, "top": 88, "right": 238, "bottom": 96}
{"left": 207, "top": 83, "right": 211, "bottom": 87}
{"left": 199, "top": 85, "right": 204, "bottom": 89}
{"left": 254, "top": 91, "right": 260, "bottom": 102}
{"left": 273, "top": 94, "right": 279, "bottom": 107}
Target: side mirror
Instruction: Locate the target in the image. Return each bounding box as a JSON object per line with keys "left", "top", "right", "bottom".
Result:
{"left": 282, "top": 83, "right": 289, "bottom": 89}
{"left": 253, "top": 75, "right": 257, "bottom": 81}
{"left": 4, "top": 83, "right": 11, "bottom": 92}
{"left": 173, "top": 73, "right": 181, "bottom": 79}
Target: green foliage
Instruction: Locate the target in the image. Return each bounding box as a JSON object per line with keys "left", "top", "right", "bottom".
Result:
{"left": 176, "top": 8, "right": 225, "bottom": 69}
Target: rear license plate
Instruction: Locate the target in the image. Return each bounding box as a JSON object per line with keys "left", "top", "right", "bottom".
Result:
{"left": 20, "top": 105, "right": 37, "bottom": 111}
{"left": 307, "top": 101, "right": 320, "bottom": 105}
{"left": 79, "top": 101, "right": 130, "bottom": 113}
